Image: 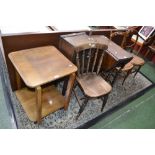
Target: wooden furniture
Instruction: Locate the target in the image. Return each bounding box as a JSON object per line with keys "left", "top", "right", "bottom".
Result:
{"left": 59, "top": 32, "right": 133, "bottom": 71}
{"left": 1, "top": 29, "right": 133, "bottom": 91}
{"left": 113, "top": 26, "right": 128, "bottom": 30}
{"left": 110, "top": 31, "right": 135, "bottom": 85}
{"left": 110, "top": 31, "right": 127, "bottom": 48}
{"left": 108, "top": 29, "right": 146, "bottom": 84}
{"left": 49, "top": 26, "right": 91, "bottom": 32}
{"left": 130, "top": 55, "right": 145, "bottom": 77}
{"left": 124, "top": 29, "right": 139, "bottom": 53}
{"left": 131, "top": 32, "right": 155, "bottom": 56}
{"left": 111, "top": 29, "right": 145, "bottom": 79}
{"left": 59, "top": 33, "right": 133, "bottom": 85}
{"left": 144, "top": 41, "right": 155, "bottom": 59}
{"left": 1, "top": 26, "right": 52, "bottom": 35}
{"left": 9, "top": 45, "right": 77, "bottom": 123}
{"left": 73, "top": 43, "right": 112, "bottom": 119}
{"left": 124, "top": 29, "right": 145, "bottom": 77}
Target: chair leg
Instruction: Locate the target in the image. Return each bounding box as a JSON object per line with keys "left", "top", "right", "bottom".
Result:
{"left": 144, "top": 49, "right": 150, "bottom": 58}
{"left": 101, "top": 95, "right": 109, "bottom": 112}
{"left": 72, "top": 88, "right": 81, "bottom": 106}
{"left": 134, "top": 65, "right": 141, "bottom": 77}
{"left": 76, "top": 98, "right": 89, "bottom": 120}
{"left": 111, "top": 69, "right": 120, "bottom": 86}
{"left": 137, "top": 45, "right": 143, "bottom": 56}
{"left": 129, "top": 47, "right": 134, "bottom": 53}
{"left": 122, "top": 69, "right": 132, "bottom": 85}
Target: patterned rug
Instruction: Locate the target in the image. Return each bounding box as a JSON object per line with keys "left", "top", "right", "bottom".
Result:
{"left": 11, "top": 72, "right": 152, "bottom": 129}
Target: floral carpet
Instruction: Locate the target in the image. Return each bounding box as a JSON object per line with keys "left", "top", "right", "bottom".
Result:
{"left": 11, "top": 73, "right": 152, "bottom": 129}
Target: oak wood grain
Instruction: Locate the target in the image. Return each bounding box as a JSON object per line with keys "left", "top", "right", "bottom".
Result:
{"left": 15, "top": 86, "right": 66, "bottom": 122}
{"left": 9, "top": 46, "right": 77, "bottom": 88}
{"left": 76, "top": 74, "right": 112, "bottom": 98}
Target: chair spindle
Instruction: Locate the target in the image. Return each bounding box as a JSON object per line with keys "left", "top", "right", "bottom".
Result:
{"left": 91, "top": 48, "right": 99, "bottom": 73}
{"left": 81, "top": 50, "right": 85, "bottom": 74}
{"left": 86, "top": 48, "right": 92, "bottom": 73}
{"left": 97, "top": 49, "right": 105, "bottom": 74}
{"left": 76, "top": 52, "right": 80, "bottom": 77}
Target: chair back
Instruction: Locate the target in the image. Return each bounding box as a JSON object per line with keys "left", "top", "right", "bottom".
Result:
{"left": 124, "top": 29, "right": 139, "bottom": 52}
{"left": 75, "top": 43, "right": 108, "bottom": 77}
{"left": 110, "top": 31, "right": 127, "bottom": 48}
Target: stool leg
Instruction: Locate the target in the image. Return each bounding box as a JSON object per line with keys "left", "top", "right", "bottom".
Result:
{"left": 101, "top": 94, "right": 109, "bottom": 112}
{"left": 76, "top": 98, "right": 89, "bottom": 120}
{"left": 122, "top": 69, "right": 132, "bottom": 85}
{"left": 134, "top": 66, "right": 141, "bottom": 77}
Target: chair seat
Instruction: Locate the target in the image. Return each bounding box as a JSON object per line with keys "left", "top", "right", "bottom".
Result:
{"left": 130, "top": 55, "right": 145, "bottom": 66}
{"left": 116, "top": 62, "right": 133, "bottom": 72}
{"left": 121, "top": 62, "right": 134, "bottom": 71}
{"left": 76, "top": 74, "right": 112, "bottom": 98}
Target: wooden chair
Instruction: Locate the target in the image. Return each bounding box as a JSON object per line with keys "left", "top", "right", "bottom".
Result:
{"left": 124, "top": 29, "right": 145, "bottom": 77}
{"left": 144, "top": 40, "right": 155, "bottom": 59}
{"left": 110, "top": 31, "right": 127, "bottom": 48}
{"left": 130, "top": 30, "right": 155, "bottom": 56}
{"left": 73, "top": 43, "right": 112, "bottom": 119}
{"left": 124, "top": 29, "right": 139, "bottom": 53}
{"left": 110, "top": 31, "right": 134, "bottom": 85}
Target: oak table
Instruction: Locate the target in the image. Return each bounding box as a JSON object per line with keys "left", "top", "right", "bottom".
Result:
{"left": 9, "top": 46, "right": 77, "bottom": 123}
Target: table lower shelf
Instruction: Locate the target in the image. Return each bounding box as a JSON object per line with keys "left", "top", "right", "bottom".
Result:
{"left": 15, "top": 85, "right": 66, "bottom": 121}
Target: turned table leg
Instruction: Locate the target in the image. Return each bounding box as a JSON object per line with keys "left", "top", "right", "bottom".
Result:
{"left": 36, "top": 86, "right": 42, "bottom": 123}
{"left": 64, "top": 73, "right": 76, "bottom": 110}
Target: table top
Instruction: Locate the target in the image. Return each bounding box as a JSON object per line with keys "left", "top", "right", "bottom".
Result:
{"left": 9, "top": 46, "right": 77, "bottom": 88}
{"left": 93, "top": 35, "right": 133, "bottom": 61}
{"left": 61, "top": 33, "right": 133, "bottom": 62}
{"left": 61, "top": 32, "right": 92, "bottom": 47}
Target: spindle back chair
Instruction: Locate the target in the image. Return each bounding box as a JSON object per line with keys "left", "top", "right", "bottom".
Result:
{"left": 75, "top": 43, "right": 108, "bottom": 77}
{"left": 73, "top": 43, "right": 112, "bottom": 119}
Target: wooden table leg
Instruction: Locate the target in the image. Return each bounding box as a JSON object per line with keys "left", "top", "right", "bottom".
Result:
{"left": 62, "top": 76, "right": 69, "bottom": 96}
{"left": 16, "top": 71, "right": 21, "bottom": 89}
{"left": 36, "top": 86, "right": 42, "bottom": 123}
{"left": 64, "top": 73, "right": 76, "bottom": 110}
